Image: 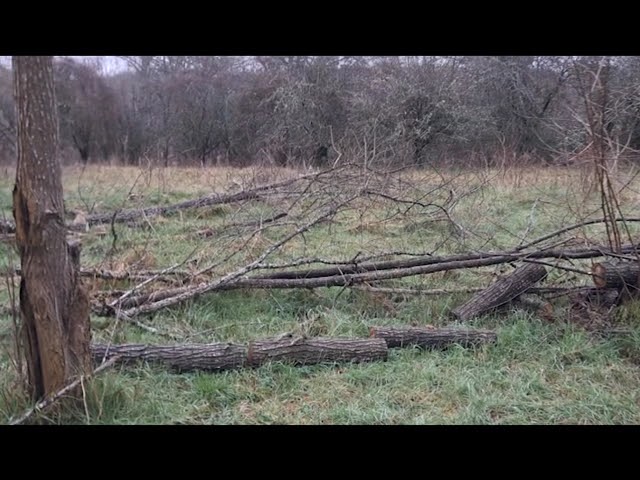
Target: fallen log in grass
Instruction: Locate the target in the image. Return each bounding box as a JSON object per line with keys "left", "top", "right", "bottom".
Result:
{"left": 90, "top": 325, "right": 501, "bottom": 373}
{"left": 91, "top": 244, "right": 639, "bottom": 320}
{"left": 452, "top": 263, "right": 547, "bottom": 321}
{"left": 370, "top": 326, "right": 497, "bottom": 349}
{"left": 91, "top": 342, "right": 247, "bottom": 372}
{"left": 91, "top": 337, "right": 389, "bottom": 371}
{"left": 246, "top": 336, "right": 388, "bottom": 367}
{"left": 592, "top": 261, "right": 640, "bottom": 290}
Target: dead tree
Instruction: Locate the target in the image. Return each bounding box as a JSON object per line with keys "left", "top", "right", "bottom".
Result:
{"left": 91, "top": 343, "right": 247, "bottom": 372}
{"left": 246, "top": 336, "right": 388, "bottom": 367}
{"left": 592, "top": 261, "right": 640, "bottom": 290}
{"left": 370, "top": 326, "right": 497, "bottom": 349}
{"left": 452, "top": 263, "right": 547, "bottom": 321}
{"left": 12, "top": 56, "right": 91, "bottom": 400}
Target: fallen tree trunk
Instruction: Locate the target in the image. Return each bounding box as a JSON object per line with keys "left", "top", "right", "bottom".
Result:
{"left": 1, "top": 168, "right": 341, "bottom": 232}
{"left": 256, "top": 244, "right": 640, "bottom": 280}
{"left": 246, "top": 335, "right": 388, "bottom": 367}
{"left": 370, "top": 326, "right": 496, "bottom": 349}
{"left": 91, "top": 342, "right": 247, "bottom": 372}
{"left": 592, "top": 261, "right": 640, "bottom": 290}
{"left": 452, "top": 263, "right": 547, "bottom": 321}
{"left": 110, "top": 285, "right": 192, "bottom": 310}
{"left": 353, "top": 285, "right": 582, "bottom": 296}
{"left": 85, "top": 189, "right": 263, "bottom": 226}
{"left": 99, "top": 244, "right": 638, "bottom": 319}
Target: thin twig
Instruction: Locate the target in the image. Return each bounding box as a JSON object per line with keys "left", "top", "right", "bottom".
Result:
{"left": 516, "top": 218, "right": 640, "bottom": 252}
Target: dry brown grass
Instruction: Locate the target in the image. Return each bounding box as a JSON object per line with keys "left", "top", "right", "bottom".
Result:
{"left": 61, "top": 164, "right": 304, "bottom": 197}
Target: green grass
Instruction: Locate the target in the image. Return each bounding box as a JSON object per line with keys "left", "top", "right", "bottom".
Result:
{"left": 2, "top": 164, "right": 640, "bottom": 424}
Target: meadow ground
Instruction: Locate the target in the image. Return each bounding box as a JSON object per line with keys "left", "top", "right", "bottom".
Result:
{"left": 2, "top": 163, "right": 640, "bottom": 424}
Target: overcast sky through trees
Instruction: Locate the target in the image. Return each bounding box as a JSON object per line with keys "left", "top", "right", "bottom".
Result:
{"left": 0, "top": 56, "right": 129, "bottom": 75}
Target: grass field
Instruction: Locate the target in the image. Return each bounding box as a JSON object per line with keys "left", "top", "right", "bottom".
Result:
{"left": 2, "top": 163, "right": 640, "bottom": 424}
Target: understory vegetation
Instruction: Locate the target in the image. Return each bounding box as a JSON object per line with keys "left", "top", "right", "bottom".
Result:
{"left": 2, "top": 163, "right": 640, "bottom": 424}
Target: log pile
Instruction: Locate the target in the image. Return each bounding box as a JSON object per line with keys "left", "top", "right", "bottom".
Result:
{"left": 5, "top": 165, "right": 640, "bottom": 338}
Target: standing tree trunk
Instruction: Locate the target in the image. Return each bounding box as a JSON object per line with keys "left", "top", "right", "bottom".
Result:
{"left": 12, "top": 56, "right": 91, "bottom": 401}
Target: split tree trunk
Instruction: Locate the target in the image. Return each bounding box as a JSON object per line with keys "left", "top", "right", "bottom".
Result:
{"left": 592, "top": 261, "right": 640, "bottom": 290}
{"left": 370, "top": 326, "right": 497, "bottom": 349}
{"left": 12, "top": 56, "right": 91, "bottom": 401}
{"left": 452, "top": 263, "right": 547, "bottom": 321}
{"left": 91, "top": 343, "right": 247, "bottom": 372}
{"left": 247, "top": 336, "right": 388, "bottom": 367}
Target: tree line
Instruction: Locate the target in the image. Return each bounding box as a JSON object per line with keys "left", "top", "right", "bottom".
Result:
{"left": 1, "top": 56, "right": 639, "bottom": 168}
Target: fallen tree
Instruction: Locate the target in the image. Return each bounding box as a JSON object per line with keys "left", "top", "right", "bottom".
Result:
{"left": 452, "top": 263, "right": 548, "bottom": 321}
{"left": 0, "top": 166, "right": 343, "bottom": 232}
{"left": 592, "top": 261, "right": 640, "bottom": 290}
{"left": 92, "top": 337, "right": 389, "bottom": 371}
{"left": 105, "top": 244, "right": 638, "bottom": 319}
{"left": 370, "top": 326, "right": 497, "bottom": 348}
{"left": 92, "top": 342, "right": 247, "bottom": 372}
{"left": 85, "top": 188, "right": 262, "bottom": 226}
{"left": 246, "top": 336, "right": 388, "bottom": 367}
{"left": 90, "top": 325, "right": 498, "bottom": 373}
{"left": 256, "top": 243, "right": 640, "bottom": 280}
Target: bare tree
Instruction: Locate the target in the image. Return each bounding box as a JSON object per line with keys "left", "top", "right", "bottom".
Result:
{"left": 12, "top": 56, "right": 91, "bottom": 401}
{"left": 55, "top": 57, "right": 121, "bottom": 164}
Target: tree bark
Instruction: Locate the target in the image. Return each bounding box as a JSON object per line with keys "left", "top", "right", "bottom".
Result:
{"left": 452, "top": 263, "right": 547, "bottom": 321}
{"left": 91, "top": 343, "right": 247, "bottom": 372}
{"left": 592, "top": 261, "right": 640, "bottom": 290}
{"left": 247, "top": 336, "right": 388, "bottom": 367}
{"left": 13, "top": 56, "right": 91, "bottom": 401}
{"left": 370, "top": 326, "right": 497, "bottom": 349}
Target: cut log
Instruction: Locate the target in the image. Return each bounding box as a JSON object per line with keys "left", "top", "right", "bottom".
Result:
{"left": 369, "top": 326, "right": 496, "bottom": 349}
{"left": 452, "top": 263, "right": 547, "bottom": 321}
{"left": 246, "top": 336, "right": 388, "bottom": 367}
{"left": 91, "top": 342, "right": 247, "bottom": 372}
{"left": 592, "top": 261, "right": 640, "bottom": 290}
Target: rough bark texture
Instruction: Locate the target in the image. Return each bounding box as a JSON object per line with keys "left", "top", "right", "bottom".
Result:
{"left": 13, "top": 56, "right": 91, "bottom": 401}
{"left": 592, "top": 261, "right": 640, "bottom": 290}
{"left": 452, "top": 263, "right": 547, "bottom": 321}
{"left": 91, "top": 343, "right": 247, "bottom": 372}
{"left": 247, "top": 335, "right": 388, "bottom": 367}
{"left": 370, "top": 326, "right": 497, "bottom": 349}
